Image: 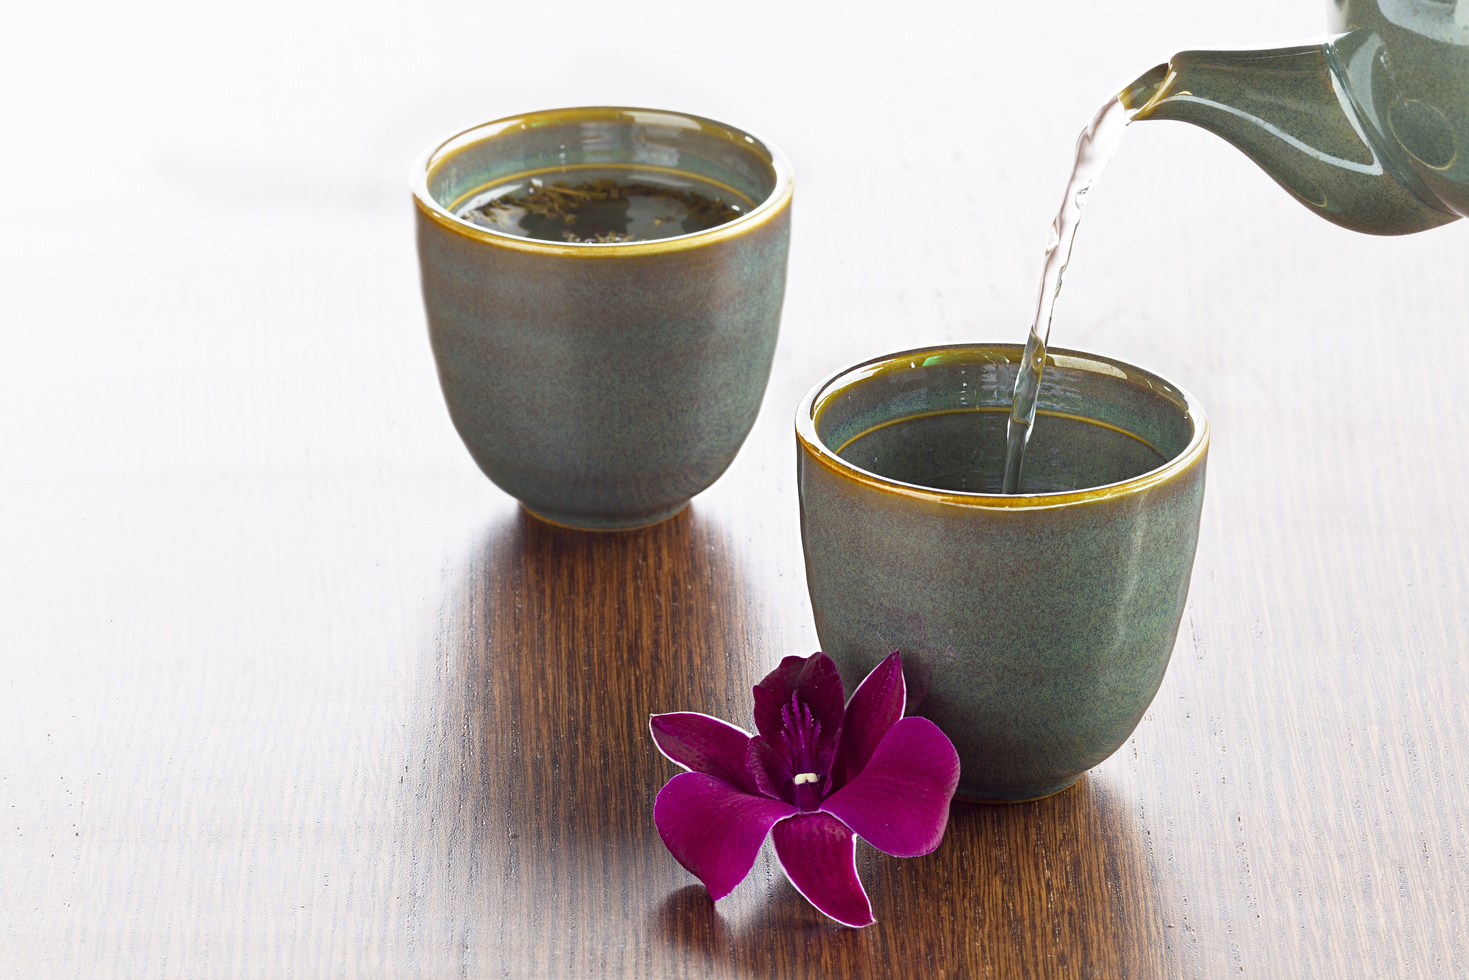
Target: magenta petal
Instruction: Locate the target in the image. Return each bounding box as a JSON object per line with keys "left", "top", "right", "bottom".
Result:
{"left": 821, "top": 717, "right": 960, "bottom": 858}
{"left": 771, "top": 812, "right": 875, "bottom": 928}
{"left": 752, "top": 653, "right": 846, "bottom": 745}
{"left": 650, "top": 712, "right": 758, "bottom": 794}
{"left": 653, "top": 772, "right": 796, "bottom": 900}
{"left": 747, "top": 736, "right": 794, "bottom": 804}
{"left": 831, "top": 651, "right": 906, "bottom": 790}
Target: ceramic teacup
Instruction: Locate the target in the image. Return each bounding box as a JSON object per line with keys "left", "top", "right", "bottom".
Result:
{"left": 413, "top": 107, "right": 793, "bottom": 530}
{"left": 796, "top": 344, "right": 1208, "bottom": 801}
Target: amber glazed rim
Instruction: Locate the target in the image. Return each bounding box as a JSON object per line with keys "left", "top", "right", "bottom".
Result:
{"left": 795, "top": 343, "right": 1209, "bottom": 511}
{"left": 411, "top": 105, "right": 794, "bottom": 258}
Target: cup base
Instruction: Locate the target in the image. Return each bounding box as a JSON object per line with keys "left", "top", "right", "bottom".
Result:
{"left": 520, "top": 500, "right": 690, "bottom": 532}
{"left": 953, "top": 772, "right": 1085, "bottom": 805}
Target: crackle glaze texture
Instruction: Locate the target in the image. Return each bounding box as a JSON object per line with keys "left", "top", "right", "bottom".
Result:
{"left": 798, "top": 346, "right": 1209, "bottom": 801}
{"left": 415, "top": 108, "right": 792, "bottom": 529}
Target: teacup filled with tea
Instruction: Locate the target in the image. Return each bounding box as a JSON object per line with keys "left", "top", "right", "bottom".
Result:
{"left": 413, "top": 107, "right": 792, "bottom": 530}
{"left": 796, "top": 344, "right": 1208, "bottom": 801}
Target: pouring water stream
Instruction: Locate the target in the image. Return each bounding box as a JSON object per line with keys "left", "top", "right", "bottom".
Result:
{"left": 1001, "top": 67, "right": 1169, "bottom": 494}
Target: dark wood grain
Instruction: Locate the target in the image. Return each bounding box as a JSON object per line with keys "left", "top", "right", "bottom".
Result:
{"left": 419, "top": 512, "right": 1175, "bottom": 977}
{"left": 3, "top": 0, "right": 1468, "bottom": 976}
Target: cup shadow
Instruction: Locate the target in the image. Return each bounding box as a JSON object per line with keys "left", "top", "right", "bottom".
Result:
{"left": 651, "top": 775, "right": 1181, "bottom": 979}
{"left": 413, "top": 506, "right": 1180, "bottom": 978}
{"left": 417, "top": 506, "right": 777, "bottom": 976}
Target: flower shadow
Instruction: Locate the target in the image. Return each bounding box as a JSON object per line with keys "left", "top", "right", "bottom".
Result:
{"left": 416, "top": 505, "right": 1179, "bottom": 978}
{"left": 650, "top": 774, "right": 1181, "bottom": 979}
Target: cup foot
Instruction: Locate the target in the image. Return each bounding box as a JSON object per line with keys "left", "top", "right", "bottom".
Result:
{"left": 953, "top": 772, "right": 1085, "bottom": 805}
{"left": 520, "top": 500, "right": 690, "bottom": 532}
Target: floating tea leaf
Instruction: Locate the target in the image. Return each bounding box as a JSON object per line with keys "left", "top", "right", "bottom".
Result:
{"left": 456, "top": 175, "right": 745, "bottom": 244}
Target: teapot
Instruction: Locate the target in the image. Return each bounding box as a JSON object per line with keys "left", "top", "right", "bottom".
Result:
{"left": 1122, "top": 0, "right": 1468, "bottom": 234}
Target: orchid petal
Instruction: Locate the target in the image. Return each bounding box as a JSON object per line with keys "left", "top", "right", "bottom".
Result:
{"left": 650, "top": 712, "right": 758, "bottom": 794}
{"left": 653, "top": 772, "right": 797, "bottom": 900}
{"left": 831, "top": 651, "right": 906, "bottom": 790}
{"left": 821, "top": 717, "right": 960, "bottom": 858}
{"left": 746, "top": 736, "right": 794, "bottom": 804}
{"left": 752, "top": 654, "right": 845, "bottom": 746}
{"left": 771, "top": 812, "right": 875, "bottom": 928}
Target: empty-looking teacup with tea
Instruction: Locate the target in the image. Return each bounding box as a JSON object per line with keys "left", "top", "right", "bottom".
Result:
{"left": 414, "top": 107, "right": 792, "bottom": 530}
{"left": 797, "top": 345, "right": 1208, "bottom": 801}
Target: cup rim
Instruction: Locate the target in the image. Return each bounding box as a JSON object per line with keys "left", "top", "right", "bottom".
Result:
{"left": 410, "top": 105, "right": 794, "bottom": 258}
{"left": 795, "top": 343, "right": 1209, "bottom": 511}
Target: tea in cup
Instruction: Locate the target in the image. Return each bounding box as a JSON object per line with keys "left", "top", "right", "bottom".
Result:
{"left": 414, "top": 107, "right": 793, "bottom": 530}
{"left": 796, "top": 344, "right": 1208, "bottom": 801}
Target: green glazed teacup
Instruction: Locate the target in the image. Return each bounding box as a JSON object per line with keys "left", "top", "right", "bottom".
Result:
{"left": 796, "top": 345, "right": 1208, "bottom": 801}
{"left": 414, "top": 107, "right": 792, "bottom": 530}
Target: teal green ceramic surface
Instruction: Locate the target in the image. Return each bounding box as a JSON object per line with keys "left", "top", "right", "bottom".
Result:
{"left": 796, "top": 345, "right": 1209, "bottom": 802}
{"left": 1124, "top": 0, "right": 1469, "bottom": 234}
{"left": 413, "top": 108, "right": 792, "bottom": 530}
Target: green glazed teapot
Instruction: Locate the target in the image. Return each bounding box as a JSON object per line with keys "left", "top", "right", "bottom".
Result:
{"left": 1123, "top": 0, "right": 1469, "bottom": 234}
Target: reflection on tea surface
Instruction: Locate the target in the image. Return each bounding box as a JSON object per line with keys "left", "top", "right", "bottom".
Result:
{"left": 454, "top": 170, "right": 747, "bottom": 244}
{"left": 839, "top": 408, "right": 1165, "bottom": 495}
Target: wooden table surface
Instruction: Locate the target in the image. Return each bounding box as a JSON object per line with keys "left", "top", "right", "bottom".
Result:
{"left": 5, "top": 1, "right": 1467, "bottom": 976}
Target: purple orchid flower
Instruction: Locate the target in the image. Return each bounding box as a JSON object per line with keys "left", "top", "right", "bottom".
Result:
{"left": 649, "top": 651, "right": 961, "bottom": 928}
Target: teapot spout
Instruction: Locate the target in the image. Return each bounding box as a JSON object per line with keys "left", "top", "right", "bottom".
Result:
{"left": 1123, "top": 46, "right": 1456, "bottom": 235}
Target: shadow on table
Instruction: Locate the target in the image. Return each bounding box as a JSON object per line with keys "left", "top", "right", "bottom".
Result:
{"left": 417, "top": 506, "right": 1179, "bottom": 978}
{"left": 417, "top": 505, "right": 778, "bottom": 975}
{"left": 649, "top": 774, "right": 1181, "bottom": 980}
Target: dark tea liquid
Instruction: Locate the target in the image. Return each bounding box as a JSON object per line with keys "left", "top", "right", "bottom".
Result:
{"left": 454, "top": 171, "right": 747, "bottom": 244}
